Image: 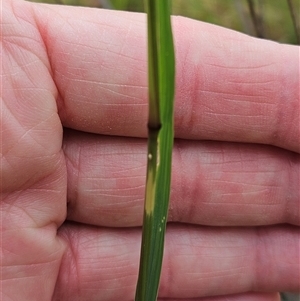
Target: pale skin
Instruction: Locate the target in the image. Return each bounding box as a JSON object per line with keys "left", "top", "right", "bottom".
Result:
{"left": 1, "top": 0, "right": 299, "bottom": 300}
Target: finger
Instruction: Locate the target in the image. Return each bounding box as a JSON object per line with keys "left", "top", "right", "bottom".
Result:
{"left": 31, "top": 3, "right": 300, "bottom": 152}
{"left": 63, "top": 131, "right": 300, "bottom": 227}
{"left": 53, "top": 223, "right": 299, "bottom": 300}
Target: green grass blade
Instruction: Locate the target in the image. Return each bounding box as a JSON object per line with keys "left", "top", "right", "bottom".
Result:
{"left": 135, "top": 0, "right": 175, "bottom": 301}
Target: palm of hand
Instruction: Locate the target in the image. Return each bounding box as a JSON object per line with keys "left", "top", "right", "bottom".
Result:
{"left": 2, "top": 3, "right": 67, "bottom": 298}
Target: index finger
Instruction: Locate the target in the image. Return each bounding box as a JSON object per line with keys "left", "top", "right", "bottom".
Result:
{"left": 33, "top": 3, "right": 300, "bottom": 152}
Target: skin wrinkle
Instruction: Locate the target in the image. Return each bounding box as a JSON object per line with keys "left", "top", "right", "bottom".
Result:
{"left": 226, "top": 79, "right": 275, "bottom": 85}
{"left": 1, "top": 149, "right": 61, "bottom": 195}
{"left": 161, "top": 226, "right": 251, "bottom": 297}
{"left": 64, "top": 137, "right": 143, "bottom": 225}
{"left": 75, "top": 228, "right": 138, "bottom": 300}
{"left": 173, "top": 20, "right": 194, "bottom": 135}
{"left": 200, "top": 91, "right": 273, "bottom": 101}
{"left": 32, "top": 6, "right": 78, "bottom": 124}
{"left": 170, "top": 143, "right": 188, "bottom": 222}
{"left": 169, "top": 139, "right": 185, "bottom": 221}
{"left": 83, "top": 174, "right": 143, "bottom": 180}
{"left": 156, "top": 295, "right": 281, "bottom": 301}
{"left": 206, "top": 62, "right": 275, "bottom": 70}
{"left": 83, "top": 190, "right": 142, "bottom": 200}
{"left": 60, "top": 226, "right": 81, "bottom": 299}
{"left": 5, "top": 5, "right": 51, "bottom": 78}
{"left": 253, "top": 226, "right": 272, "bottom": 291}
{"left": 1, "top": 253, "right": 62, "bottom": 269}
{"left": 4, "top": 37, "right": 44, "bottom": 69}
{"left": 65, "top": 87, "right": 145, "bottom": 104}
{"left": 3, "top": 166, "right": 66, "bottom": 229}
{"left": 3, "top": 16, "right": 61, "bottom": 196}
{"left": 175, "top": 21, "right": 296, "bottom": 149}
{"left": 63, "top": 138, "right": 81, "bottom": 210}
{"left": 175, "top": 23, "right": 203, "bottom": 135}
{"left": 4, "top": 58, "right": 42, "bottom": 81}
{"left": 271, "top": 46, "right": 299, "bottom": 152}
{"left": 210, "top": 176, "right": 280, "bottom": 185}
{"left": 284, "top": 153, "right": 300, "bottom": 224}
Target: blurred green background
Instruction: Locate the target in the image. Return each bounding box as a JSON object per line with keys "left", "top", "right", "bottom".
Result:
{"left": 30, "top": 0, "right": 299, "bottom": 44}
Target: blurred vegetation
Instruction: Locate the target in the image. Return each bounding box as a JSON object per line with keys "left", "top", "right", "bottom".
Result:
{"left": 31, "top": 0, "right": 299, "bottom": 44}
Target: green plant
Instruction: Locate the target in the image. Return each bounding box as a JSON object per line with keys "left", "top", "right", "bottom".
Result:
{"left": 134, "top": 0, "right": 175, "bottom": 300}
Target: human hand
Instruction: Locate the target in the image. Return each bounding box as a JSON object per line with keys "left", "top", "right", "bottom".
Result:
{"left": 2, "top": 0, "right": 299, "bottom": 300}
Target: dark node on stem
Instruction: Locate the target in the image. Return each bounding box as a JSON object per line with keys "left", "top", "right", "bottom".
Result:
{"left": 147, "top": 122, "right": 162, "bottom": 131}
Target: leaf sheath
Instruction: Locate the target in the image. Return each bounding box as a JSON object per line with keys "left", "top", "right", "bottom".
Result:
{"left": 135, "top": 0, "right": 175, "bottom": 300}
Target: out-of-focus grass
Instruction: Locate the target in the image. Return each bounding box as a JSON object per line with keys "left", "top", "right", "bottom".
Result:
{"left": 31, "top": 0, "right": 300, "bottom": 44}
{"left": 171, "top": 0, "right": 299, "bottom": 44}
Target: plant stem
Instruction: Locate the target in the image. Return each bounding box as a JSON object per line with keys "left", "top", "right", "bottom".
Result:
{"left": 135, "top": 0, "right": 175, "bottom": 300}
{"left": 247, "top": 0, "right": 265, "bottom": 38}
